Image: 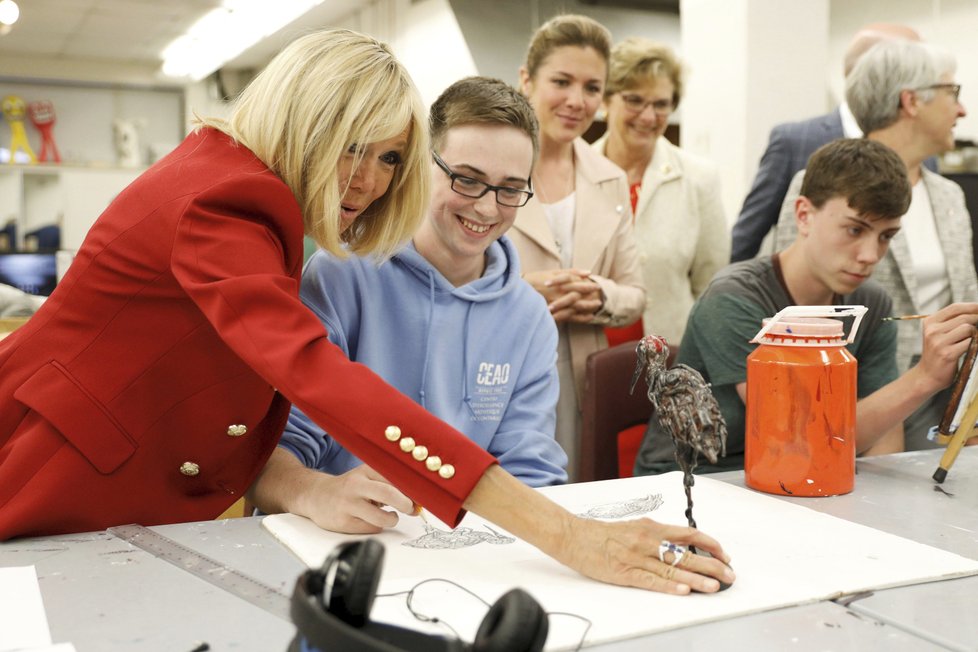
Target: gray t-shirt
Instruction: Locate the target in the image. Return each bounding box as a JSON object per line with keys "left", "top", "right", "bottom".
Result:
{"left": 635, "top": 255, "right": 898, "bottom": 475}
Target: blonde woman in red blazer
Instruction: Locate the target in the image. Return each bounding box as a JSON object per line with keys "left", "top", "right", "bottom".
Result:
{"left": 0, "top": 31, "right": 731, "bottom": 594}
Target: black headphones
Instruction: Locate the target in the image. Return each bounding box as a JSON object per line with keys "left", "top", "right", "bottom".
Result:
{"left": 289, "top": 538, "right": 549, "bottom": 652}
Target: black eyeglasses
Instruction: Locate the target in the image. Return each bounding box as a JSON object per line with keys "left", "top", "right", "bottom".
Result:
{"left": 431, "top": 151, "right": 533, "bottom": 208}
{"left": 915, "top": 83, "right": 962, "bottom": 101}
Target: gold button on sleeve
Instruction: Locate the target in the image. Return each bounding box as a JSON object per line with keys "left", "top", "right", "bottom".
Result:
{"left": 385, "top": 425, "right": 401, "bottom": 441}
{"left": 399, "top": 437, "right": 416, "bottom": 453}
{"left": 180, "top": 461, "right": 200, "bottom": 476}
{"left": 411, "top": 445, "right": 428, "bottom": 461}
{"left": 425, "top": 456, "right": 442, "bottom": 472}
{"left": 227, "top": 424, "right": 247, "bottom": 437}
{"left": 438, "top": 464, "right": 455, "bottom": 479}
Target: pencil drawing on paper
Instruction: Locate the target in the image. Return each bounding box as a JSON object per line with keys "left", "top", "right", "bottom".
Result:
{"left": 576, "top": 493, "right": 664, "bottom": 520}
{"left": 402, "top": 524, "right": 516, "bottom": 549}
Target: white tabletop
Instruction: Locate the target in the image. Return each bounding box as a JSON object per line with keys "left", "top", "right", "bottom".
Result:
{"left": 1, "top": 447, "right": 975, "bottom": 651}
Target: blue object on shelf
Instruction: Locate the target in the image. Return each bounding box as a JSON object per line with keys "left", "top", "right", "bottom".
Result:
{"left": 24, "top": 225, "right": 61, "bottom": 251}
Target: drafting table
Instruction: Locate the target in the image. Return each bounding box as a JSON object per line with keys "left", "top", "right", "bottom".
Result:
{"left": 1, "top": 447, "right": 975, "bottom": 651}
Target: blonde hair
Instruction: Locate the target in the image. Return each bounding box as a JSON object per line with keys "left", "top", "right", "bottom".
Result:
{"left": 606, "top": 37, "right": 685, "bottom": 108}
{"left": 524, "top": 14, "right": 612, "bottom": 79}
{"left": 197, "top": 29, "right": 429, "bottom": 258}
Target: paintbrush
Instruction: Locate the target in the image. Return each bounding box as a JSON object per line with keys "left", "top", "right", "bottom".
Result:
{"left": 882, "top": 313, "right": 931, "bottom": 322}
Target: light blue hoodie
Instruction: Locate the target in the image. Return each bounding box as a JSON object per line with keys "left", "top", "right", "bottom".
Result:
{"left": 280, "top": 235, "right": 567, "bottom": 486}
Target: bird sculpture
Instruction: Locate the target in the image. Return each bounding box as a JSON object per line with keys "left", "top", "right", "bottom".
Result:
{"left": 631, "top": 334, "right": 727, "bottom": 534}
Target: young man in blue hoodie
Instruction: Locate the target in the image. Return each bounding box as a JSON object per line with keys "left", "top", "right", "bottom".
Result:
{"left": 250, "top": 77, "right": 567, "bottom": 533}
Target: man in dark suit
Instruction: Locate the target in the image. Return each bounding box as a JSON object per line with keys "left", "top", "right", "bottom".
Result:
{"left": 729, "top": 23, "right": 923, "bottom": 262}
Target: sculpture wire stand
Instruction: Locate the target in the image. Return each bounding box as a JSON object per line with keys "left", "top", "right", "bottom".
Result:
{"left": 632, "top": 335, "right": 727, "bottom": 548}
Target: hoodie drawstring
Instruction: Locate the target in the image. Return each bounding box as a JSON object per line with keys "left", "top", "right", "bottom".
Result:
{"left": 461, "top": 301, "right": 474, "bottom": 407}
{"left": 418, "top": 270, "right": 436, "bottom": 409}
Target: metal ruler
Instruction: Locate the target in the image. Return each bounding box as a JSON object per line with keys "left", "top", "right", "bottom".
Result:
{"left": 108, "top": 523, "right": 292, "bottom": 622}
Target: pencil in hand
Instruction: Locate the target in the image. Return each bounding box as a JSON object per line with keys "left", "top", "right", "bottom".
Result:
{"left": 413, "top": 503, "right": 430, "bottom": 525}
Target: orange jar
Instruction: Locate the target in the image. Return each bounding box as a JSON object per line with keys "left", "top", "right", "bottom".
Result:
{"left": 744, "top": 306, "right": 866, "bottom": 497}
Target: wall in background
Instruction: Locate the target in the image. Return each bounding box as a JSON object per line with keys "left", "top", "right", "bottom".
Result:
{"left": 449, "top": 0, "right": 679, "bottom": 88}
{"left": 4, "top": 0, "right": 977, "bottom": 227}
{"left": 0, "top": 80, "right": 184, "bottom": 167}
{"left": 183, "top": 0, "right": 479, "bottom": 129}
{"left": 829, "top": 0, "right": 976, "bottom": 142}
{"left": 681, "top": 0, "right": 829, "bottom": 224}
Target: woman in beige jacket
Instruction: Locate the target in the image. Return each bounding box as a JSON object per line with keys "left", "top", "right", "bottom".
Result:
{"left": 510, "top": 15, "right": 645, "bottom": 479}
{"left": 593, "top": 38, "right": 728, "bottom": 348}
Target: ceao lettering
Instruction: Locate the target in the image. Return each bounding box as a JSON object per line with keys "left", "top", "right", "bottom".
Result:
{"left": 476, "top": 362, "right": 510, "bottom": 386}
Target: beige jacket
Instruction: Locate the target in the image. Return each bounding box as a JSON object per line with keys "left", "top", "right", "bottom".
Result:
{"left": 508, "top": 138, "right": 646, "bottom": 402}
{"left": 592, "top": 134, "right": 728, "bottom": 345}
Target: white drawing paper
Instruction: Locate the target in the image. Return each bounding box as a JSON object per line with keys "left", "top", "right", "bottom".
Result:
{"left": 0, "top": 565, "right": 53, "bottom": 652}
{"left": 263, "top": 473, "right": 978, "bottom": 651}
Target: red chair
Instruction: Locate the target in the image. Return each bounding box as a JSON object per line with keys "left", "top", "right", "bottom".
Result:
{"left": 578, "top": 339, "right": 677, "bottom": 482}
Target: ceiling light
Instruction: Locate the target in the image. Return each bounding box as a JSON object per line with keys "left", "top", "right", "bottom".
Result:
{"left": 160, "top": 0, "right": 324, "bottom": 81}
{"left": 0, "top": 0, "right": 20, "bottom": 26}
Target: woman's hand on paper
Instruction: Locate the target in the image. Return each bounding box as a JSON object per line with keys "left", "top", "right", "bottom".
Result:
{"left": 464, "top": 465, "right": 734, "bottom": 595}
{"left": 560, "top": 517, "right": 735, "bottom": 594}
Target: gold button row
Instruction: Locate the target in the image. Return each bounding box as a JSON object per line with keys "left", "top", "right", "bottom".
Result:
{"left": 179, "top": 424, "right": 249, "bottom": 476}
{"left": 384, "top": 425, "right": 455, "bottom": 479}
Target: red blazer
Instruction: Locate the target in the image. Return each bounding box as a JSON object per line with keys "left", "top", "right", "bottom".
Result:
{"left": 0, "top": 129, "right": 495, "bottom": 539}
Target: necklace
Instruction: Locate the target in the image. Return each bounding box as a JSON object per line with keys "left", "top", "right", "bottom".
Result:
{"left": 534, "top": 149, "right": 575, "bottom": 205}
{"left": 538, "top": 183, "right": 575, "bottom": 262}
{"left": 535, "top": 174, "right": 574, "bottom": 206}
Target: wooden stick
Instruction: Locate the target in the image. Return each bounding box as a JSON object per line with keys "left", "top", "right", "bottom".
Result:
{"left": 933, "top": 395, "right": 978, "bottom": 483}
{"left": 934, "top": 333, "right": 978, "bottom": 483}
{"left": 937, "top": 334, "right": 978, "bottom": 436}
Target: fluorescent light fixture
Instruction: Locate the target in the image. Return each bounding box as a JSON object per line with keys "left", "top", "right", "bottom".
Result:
{"left": 160, "top": 0, "right": 324, "bottom": 81}
{"left": 0, "top": 0, "right": 20, "bottom": 26}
